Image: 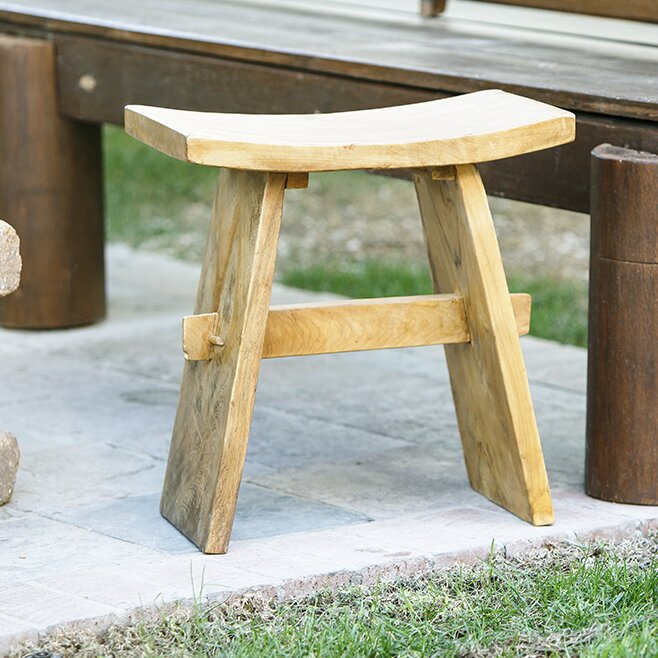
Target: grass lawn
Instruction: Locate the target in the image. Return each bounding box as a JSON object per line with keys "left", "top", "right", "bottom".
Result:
{"left": 104, "top": 126, "right": 589, "bottom": 348}
{"left": 14, "top": 534, "right": 658, "bottom": 657}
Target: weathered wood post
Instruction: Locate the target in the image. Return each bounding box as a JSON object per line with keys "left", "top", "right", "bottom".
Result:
{"left": 0, "top": 35, "right": 105, "bottom": 328}
{"left": 420, "top": 0, "right": 447, "bottom": 17}
{"left": 0, "top": 219, "right": 21, "bottom": 505}
{"left": 586, "top": 145, "right": 658, "bottom": 505}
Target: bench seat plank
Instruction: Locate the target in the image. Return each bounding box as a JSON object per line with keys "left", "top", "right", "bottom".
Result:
{"left": 0, "top": 0, "right": 656, "bottom": 121}
{"left": 125, "top": 90, "right": 574, "bottom": 171}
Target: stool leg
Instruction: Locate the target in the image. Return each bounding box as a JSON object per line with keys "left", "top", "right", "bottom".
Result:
{"left": 161, "top": 169, "right": 287, "bottom": 554}
{"left": 414, "top": 166, "right": 553, "bottom": 525}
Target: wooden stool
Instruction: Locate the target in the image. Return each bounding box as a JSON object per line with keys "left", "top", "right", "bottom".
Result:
{"left": 125, "top": 90, "right": 575, "bottom": 554}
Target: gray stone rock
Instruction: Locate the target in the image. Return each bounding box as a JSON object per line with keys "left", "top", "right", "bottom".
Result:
{"left": 0, "top": 432, "right": 20, "bottom": 505}
{"left": 0, "top": 220, "right": 21, "bottom": 297}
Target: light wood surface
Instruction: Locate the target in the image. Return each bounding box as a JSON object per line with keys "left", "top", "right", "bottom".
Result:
{"left": 182, "top": 293, "right": 531, "bottom": 361}
{"left": 125, "top": 90, "right": 574, "bottom": 172}
{"left": 0, "top": 220, "right": 21, "bottom": 297}
{"left": 415, "top": 165, "right": 553, "bottom": 526}
{"left": 161, "top": 168, "right": 285, "bottom": 554}
{"left": 181, "top": 311, "right": 215, "bottom": 361}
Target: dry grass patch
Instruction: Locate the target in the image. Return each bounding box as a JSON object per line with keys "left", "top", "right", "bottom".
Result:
{"left": 12, "top": 532, "right": 657, "bottom": 658}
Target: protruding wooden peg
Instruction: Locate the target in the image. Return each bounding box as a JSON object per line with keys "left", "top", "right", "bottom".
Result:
{"left": 209, "top": 335, "right": 225, "bottom": 347}
{"left": 285, "top": 173, "right": 309, "bottom": 189}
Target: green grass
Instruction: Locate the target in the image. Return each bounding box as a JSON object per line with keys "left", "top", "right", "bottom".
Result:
{"left": 128, "top": 542, "right": 658, "bottom": 658}
{"left": 20, "top": 537, "right": 657, "bottom": 657}
{"left": 104, "top": 125, "right": 217, "bottom": 260}
{"left": 281, "top": 261, "right": 589, "bottom": 347}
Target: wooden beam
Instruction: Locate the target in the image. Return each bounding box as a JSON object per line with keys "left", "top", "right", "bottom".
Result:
{"left": 52, "top": 35, "right": 658, "bottom": 213}
{"left": 182, "top": 293, "right": 531, "bottom": 361}
{"left": 466, "top": 0, "right": 658, "bottom": 23}
{"left": 52, "top": 29, "right": 658, "bottom": 125}
{"left": 55, "top": 35, "right": 434, "bottom": 127}
{"left": 415, "top": 165, "right": 552, "bottom": 526}
{"left": 162, "top": 169, "right": 286, "bottom": 554}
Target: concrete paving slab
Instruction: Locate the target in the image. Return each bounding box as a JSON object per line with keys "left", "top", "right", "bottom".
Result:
{"left": 54, "top": 485, "right": 368, "bottom": 554}
{"left": 0, "top": 581, "right": 119, "bottom": 629}
{"left": 1, "top": 244, "right": 656, "bottom": 654}
{"left": 0, "top": 515, "right": 165, "bottom": 585}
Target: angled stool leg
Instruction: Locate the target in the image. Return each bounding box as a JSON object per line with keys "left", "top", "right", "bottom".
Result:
{"left": 414, "top": 166, "right": 553, "bottom": 526}
{"left": 161, "top": 169, "right": 287, "bottom": 554}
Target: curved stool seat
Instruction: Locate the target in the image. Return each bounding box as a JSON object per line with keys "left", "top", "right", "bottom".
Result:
{"left": 125, "top": 89, "right": 574, "bottom": 172}
{"left": 125, "top": 91, "right": 575, "bottom": 554}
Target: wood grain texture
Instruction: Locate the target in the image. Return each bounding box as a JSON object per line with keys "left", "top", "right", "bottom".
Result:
{"left": 0, "top": 34, "right": 104, "bottom": 328}
{"left": 161, "top": 169, "right": 286, "bottom": 554}
{"left": 586, "top": 145, "right": 658, "bottom": 505}
{"left": 465, "top": 0, "right": 658, "bottom": 23}
{"left": 258, "top": 292, "right": 531, "bottom": 358}
{"left": 182, "top": 293, "right": 531, "bottom": 361}
{"left": 2, "top": 0, "right": 657, "bottom": 121}
{"left": 0, "top": 220, "right": 21, "bottom": 297}
{"left": 265, "top": 294, "right": 478, "bottom": 356}
{"left": 415, "top": 166, "right": 553, "bottom": 526}
{"left": 125, "top": 90, "right": 574, "bottom": 172}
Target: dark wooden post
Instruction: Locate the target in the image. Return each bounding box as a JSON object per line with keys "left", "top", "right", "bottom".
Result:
{"left": 0, "top": 35, "right": 105, "bottom": 328}
{"left": 586, "top": 144, "right": 658, "bottom": 505}
{"left": 420, "top": 1, "right": 447, "bottom": 17}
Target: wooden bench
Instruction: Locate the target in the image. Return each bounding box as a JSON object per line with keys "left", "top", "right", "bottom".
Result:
{"left": 0, "top": 0, "right": 655, "bottom": 504}
{"left": 126, "top": 91, "right": 574, "bottom": 552}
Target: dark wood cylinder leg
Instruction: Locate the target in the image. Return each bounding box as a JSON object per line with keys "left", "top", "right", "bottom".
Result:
{"left": 586, "top": 144, "right": 658, "bottom": 504}
{"left": 0, "top": 35, "right": 105, "bottom": 328}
